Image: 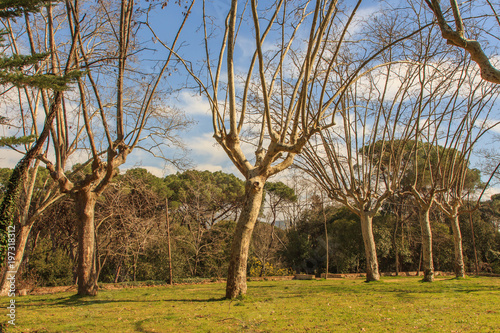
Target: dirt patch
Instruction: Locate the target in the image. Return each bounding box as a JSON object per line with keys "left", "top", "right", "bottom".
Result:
{"left": 25, "top": 279, "right": 227, "bottom": 296}
{"left": 28, "top": 285, "right": 77, "bottom": 295}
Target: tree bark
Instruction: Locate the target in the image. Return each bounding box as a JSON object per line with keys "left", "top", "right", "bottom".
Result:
{"left": 0, "top": 92, "right": 60, "bottom": 263}
{"left": 393, "top": 215, "right": 400, "bottom": 276}
{"left": 419, "top": 207, "right": 434, "bottom": 282}
{"left": 322, "top": 203, "right": 329, "bottom": 279}
{"left": 114, "top": 259, "right": 122, "bottom": 283}
{"left": 226, "top": 177, "right": 265, "bottom": 299}
{"left": 469, "top": 210, "right": 479, "bottom": 275}
{"left": 75, "top": 190, "right": 98, "bottom": 296}
{"left": 0, "top": 223, "right": 33, "bottom": 295}
{"left": 359, "top": 212, "right": 380, "bottom": 282}
{"left": 166, "top": 198, "right": 173, "bottom": 285}
{"left": 450, "top": 214, "right": 465, "bottom": 278}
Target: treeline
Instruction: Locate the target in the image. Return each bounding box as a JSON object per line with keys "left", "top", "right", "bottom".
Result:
{"left": 1, "top": 167, "right": 498, "bottom": 288}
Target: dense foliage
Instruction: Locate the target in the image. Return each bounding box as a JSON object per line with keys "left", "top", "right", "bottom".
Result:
{"left": 0, "top": 167, "right": 498, "bottom": 288}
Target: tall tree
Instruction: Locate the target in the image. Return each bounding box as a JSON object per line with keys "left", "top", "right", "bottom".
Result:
{"left": 0, "top": 0, "right": 79, "bottom": 264}
{"left": 430, "top": 60, "right": 499, "bottom": 278}
{"left": 298, "top": 59, "right": 425, "bottom": 281}
{"left": 0, "top": 164, "right": 63, "bottom": 295}
{"left": 295, "top": 7, "right": 449, "bottom": 281}
{"left": 173, "top": 0, "right": 369, "bottom": 298}
{"left": 38, "top": 0, "right": 194, "bottom": 295}
{"left": 408, "top": 57, "right": 498, "bottom": 281}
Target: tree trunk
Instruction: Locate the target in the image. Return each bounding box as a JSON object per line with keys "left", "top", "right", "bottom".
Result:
{"left": 226, "top": 177, "right": 265, "bottom": 299}
{"left": 75, "top": 190, "right": 98, "bottom": 296}
{"left": 359, "top": 212, "right": 380, "bottom": 282}
{"left": 394, "top": 241, "right": 400, "bottom": 276}
{"left": 133, "top": 254, "right": 137, "bottom": 282}
{"left": 0, "top": 223, "right": 33, "bottom": 295}
{"left": 419, "top": 207, "right": 434, "bottom": 282}
{"left": 0, "top": 92, "right": 60, "bottom": 263}
{"left": 469, "top": 210, "right": 479, "bottom": 275}
{"left": 114, "top": 259, "right": 122, "bottom": 283}
{"left": 166, "top": 198, "right": 173, "bottom": 285}
{"left": 393, "top": 214, "right": 400, "bottom": 276}
{"left": 450, "top": 214, "right": 465, "bottom": 278}
{"left": 322, "top": 204, "right": 329, "bottom": 279}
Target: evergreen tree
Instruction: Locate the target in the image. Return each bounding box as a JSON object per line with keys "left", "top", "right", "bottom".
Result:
{"left": 0, "top": 0, "right": 78, "bottom": 263}
{"left": 0, "top": 0, "right": 77, "bottom": 90}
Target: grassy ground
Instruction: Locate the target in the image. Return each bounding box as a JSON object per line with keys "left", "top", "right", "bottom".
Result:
{"left": 1, "top": 276, "right": 499, "bottom": 332}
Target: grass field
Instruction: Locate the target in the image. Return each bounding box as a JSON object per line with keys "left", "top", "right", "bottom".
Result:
{"left": 1, "top": 276, "right": 499, "bottom": 332}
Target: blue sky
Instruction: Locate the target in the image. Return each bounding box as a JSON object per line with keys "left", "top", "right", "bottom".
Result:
{"left": 1, "top": 0, "right": 499, "bottom": 198}
{"left": 117, "top": 0, "right": 391, "bottom": 177}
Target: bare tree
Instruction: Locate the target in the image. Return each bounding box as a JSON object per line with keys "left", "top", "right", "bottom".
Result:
{"left": 297, "top": 59, "right": 426, "bottom": 281}
{"left": 178, "top": 0, "right": 368, "bottom": 298}
{"left": 432, "top": 61, "right": 500, "bottom": 278}
{"left": 0, "top": 2, "right": 79, "bottom": 294}
{"left": 0, "top": 1, "right": 79, "bottom": 265}
{"left": 38, "top": 0, "right": 193, "bottom": 295}
{"left": 407, "top": 56, "right": 499, "bottom": 282}
{"left": 162, "top": 0, "right": 431, "bottom": 297}
{"left": 0, "top": 164, "right": 63, "bottom": 295}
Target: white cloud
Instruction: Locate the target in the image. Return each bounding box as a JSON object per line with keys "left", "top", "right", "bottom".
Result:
{"left": 478, "top": 186, "right": 500, "bottom": 202}
{"left": 193, "top": 163, "right": 223, "bottom": 172}
{"left": 186, "top": 132, "right": 227, "bottom": 164}
{"left": 119, "top": 165, "right": 172, "bottom": 178}
{"left": 0, "top": 148, "right": 24, "bottom": 169}
{"left": 178, "top": 91, "right": 211, "bottom": 116}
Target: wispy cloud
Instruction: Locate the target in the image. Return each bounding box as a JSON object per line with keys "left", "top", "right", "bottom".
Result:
{"left": 178, "top": 91, "right": 211, "bottom": 116}
{"left": 0, "top": 148, "right": 24, "bottom": 169}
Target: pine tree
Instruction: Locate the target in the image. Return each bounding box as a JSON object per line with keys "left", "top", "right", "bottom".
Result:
{"left": 0, "top": 0, "right": 79, "bottom": 90}
{"left": 0, "top": 0, "right": 78, "bottom": 263}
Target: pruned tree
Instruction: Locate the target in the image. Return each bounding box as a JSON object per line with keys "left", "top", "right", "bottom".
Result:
{"left": 293, "top": 5, "right": 449, "bottom": 281}
{"left": 297, "top": 58, "right": 427, "bottom": 281}
{"left": 166, "top": 0, "right": 374, "bottom": 298}
{"left": 159, "top": 0, "right": 438, "bottom": 297}
{"left": 405, "top": 58, "right": 499, "bottom": 282}
{"left": 37, "top": 0, "right": 194, "bottom": 295}
{"left": 430, "top": 62, "right": 499, "bottom": 278}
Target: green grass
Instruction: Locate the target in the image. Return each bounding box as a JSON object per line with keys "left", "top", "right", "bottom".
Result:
{"left": 2, "top": 276, "right": 499, "bottom": 332}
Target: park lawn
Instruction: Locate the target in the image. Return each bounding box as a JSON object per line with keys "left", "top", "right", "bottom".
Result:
{"left": 1, "top": 276, "right": 499, "bottom": 332}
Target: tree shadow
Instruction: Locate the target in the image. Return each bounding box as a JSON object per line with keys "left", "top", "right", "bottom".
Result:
{"left": 48, "top": 294, "right": 228, "bottom": 307}
{"left": 167, "top": 296, "right": 227, "bottom": 302}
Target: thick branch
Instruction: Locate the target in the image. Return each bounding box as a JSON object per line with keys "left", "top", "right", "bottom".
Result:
{"left": 426, "top": 0, "right": 500, "bottom": 84}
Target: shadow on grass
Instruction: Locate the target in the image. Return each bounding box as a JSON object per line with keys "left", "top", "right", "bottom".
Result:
{"left": 134, "top": 318, "right": 157, "bottom": 333}
{"left": 20, "top": 278, "right": 500, "bottom": 309}
{"left": 46, "top": 294, "right": 228, "bottom": 307}
{"left": 167, "top": 296, "right": 227, "bottom": 303}
{"left": 273, "top": 277, "right": 500, "bottom": 297}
